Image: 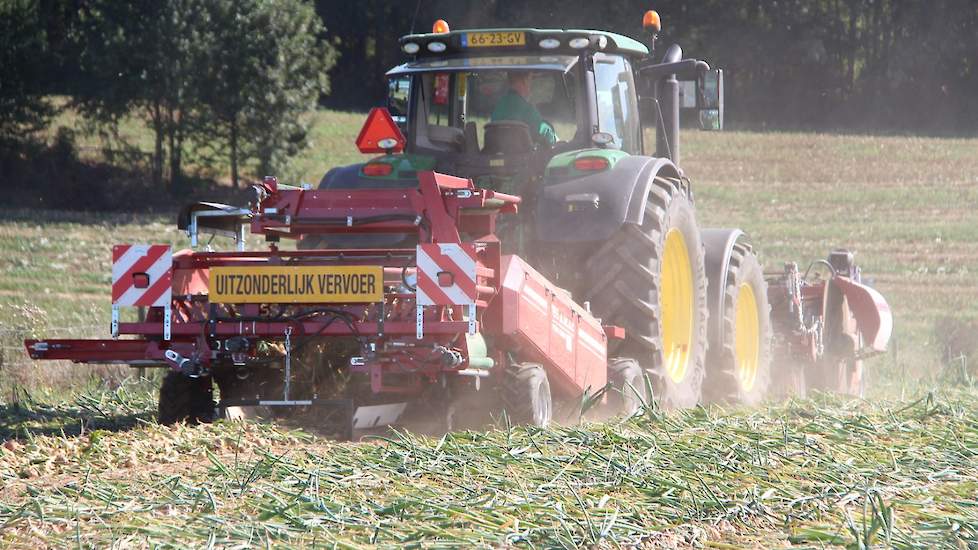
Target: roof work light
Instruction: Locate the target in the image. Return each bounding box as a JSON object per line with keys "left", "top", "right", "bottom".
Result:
{"left": 643, "top": 10, "right": 661, "bottom": 33}
{"left": 432, "top": 19, "right": 450, "bottom": 34}
{"left": 643, "top": 9, "right": 661, "bottom": 55}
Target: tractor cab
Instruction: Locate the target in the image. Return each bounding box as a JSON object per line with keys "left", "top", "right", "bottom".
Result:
{"left": 318, "top": 17, "right": 724, "bottom": 203}
{"left": 383, "top": 26, "right": 650, "bottom": 192}
{"left": 363, "top": 19, "right": 726, "bottom": 201}
{"left": 314, "top": 18, "right": 724, "bottom": 253}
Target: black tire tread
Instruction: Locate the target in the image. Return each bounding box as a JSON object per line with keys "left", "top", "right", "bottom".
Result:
{"left": 500, "top": 362, "right": 552, "bottom": 427}
{"left": 583, "top": 176, "right": 708, "bottom": 409}
{"left": 158, "top": 371, "right": 215, "bottom": 425}
{"left": 704, "top": 243, "right": 773, "bottom": 404}
{"left": 607, "top": 357, "right": 648, "bottom": 416}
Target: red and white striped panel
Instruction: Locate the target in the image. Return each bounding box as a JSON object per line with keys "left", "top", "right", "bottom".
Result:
{"left": 416, "top": 243, "right": 478, "bottom": 306}
{"left": 111, "top": 245, "right": 172, "bottom": 307}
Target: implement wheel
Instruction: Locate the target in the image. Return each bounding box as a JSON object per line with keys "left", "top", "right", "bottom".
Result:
{"left": 811, "top": 357, "right": 864, "bottom": 397}
{"left": 500, "top": 362, "right": 552, "bottom": 427}
{"left": 704, "top": 243, "right": 773, "bottom": 404}
{"left": 158, "top": 371, "right": 215, "bottom": 425}
{"left": 214, "top": 367, "right": 286, "bottom": 400}
{"left": 811, "top": 284, "right": 866, "bottom": 397}
{"left": 584, "top": 177, "right": 708, "bottom": 409}
{"left": 607, "top": 357, "right": 648, "bottom": 417}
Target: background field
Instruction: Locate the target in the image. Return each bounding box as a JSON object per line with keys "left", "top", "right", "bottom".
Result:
{"left": 1, "top": 110, "right": 976, "bottom": 547}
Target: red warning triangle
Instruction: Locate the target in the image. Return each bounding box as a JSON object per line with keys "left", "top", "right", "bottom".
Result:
{"left": 355, "top": 107, "right": 406, "bottom": 154}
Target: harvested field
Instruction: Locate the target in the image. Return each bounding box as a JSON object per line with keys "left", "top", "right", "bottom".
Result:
{"left": 0, "top": 384, "right": 975, "bottom": 547}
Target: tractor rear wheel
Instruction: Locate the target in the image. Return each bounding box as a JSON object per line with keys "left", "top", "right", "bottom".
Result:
{"left": 704, "top": 244, "right": 773, "bottom": 404}
{"left": 607, "top": 357, "right": 648, "bottom": 416}
{"left": 584, "top": 177, "right": 708, "bottom": 409}
{"left": 500, "top": 362, "right": 552, "bottom": 427}
{"left": 158, "top": 371, "right": 215, "bottom": 425}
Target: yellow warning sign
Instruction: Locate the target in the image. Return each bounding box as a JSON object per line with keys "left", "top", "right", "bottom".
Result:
{"left": 209, "top": 266, "right": 383, "bottom": 303}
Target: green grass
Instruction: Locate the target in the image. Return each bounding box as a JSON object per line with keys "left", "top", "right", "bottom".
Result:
{"left": 0, "top": 384, "right": 975, "bottom": 547}
{"left": 43, "top": 99, "right": 366, "bottom": 186}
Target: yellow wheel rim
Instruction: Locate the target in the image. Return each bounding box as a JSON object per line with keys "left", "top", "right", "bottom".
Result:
{"left": 734, "top": 283, "right": 760, "bottom": 391}
{"left": 661, "top": 228, "right": 694, "bottom": 383}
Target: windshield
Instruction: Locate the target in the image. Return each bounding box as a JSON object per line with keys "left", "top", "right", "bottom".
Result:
{"left": 392, "top": 61, "right": 584, "bottom": 155}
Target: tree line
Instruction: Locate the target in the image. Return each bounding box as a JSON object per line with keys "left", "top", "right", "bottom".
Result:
{"left": 319, "top": 0, "right": 978, "bottom": 134}
{"left": 2, "top": 0, "right": 976, "bottom": 193}
{"left": 1, "top": 0, "right": 335, "bottom": 191}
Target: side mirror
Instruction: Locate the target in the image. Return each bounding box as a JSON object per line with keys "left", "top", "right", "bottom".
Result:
{"left": 386, "top": 76, "right": 411, "bottom": 133}
{"left": 698, "top": 68, "right": 723, "bottom": 130}
{"left": 679, "top": 68, "right": 724, "bottom": 131}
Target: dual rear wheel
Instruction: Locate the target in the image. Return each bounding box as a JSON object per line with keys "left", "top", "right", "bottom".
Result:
{"left": 704, "top": 242, "right": 773, "bottom": 405}
{"left": 583, "top": 176, "right": 773, "bottom": 408}
{"left": 497, "top": 357, "right": 649, "bottom": 428}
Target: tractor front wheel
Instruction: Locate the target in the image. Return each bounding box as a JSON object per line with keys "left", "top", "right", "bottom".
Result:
{"left": 584, "top": 177, "right": 708, "bottom": 409}
{"left": 158, "top": 371, "right": 215, "bottom": 425}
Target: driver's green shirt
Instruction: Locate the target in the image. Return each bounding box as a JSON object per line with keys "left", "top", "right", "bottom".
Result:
{"left": 490, "top": 90, "right": 557, "bottom": 146}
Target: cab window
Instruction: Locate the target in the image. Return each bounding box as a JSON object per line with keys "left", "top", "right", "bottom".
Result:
{"left": 387, "top": 76, "right": 410, "bottom": 132}
{"left": 593, "top": 53, "right": 640, "bottom": 154}
{"left": 415, "top": 72, "right": 465, "bottom": 151}
{"left": 410, "top": 68, "right": 582, "bottom": 153}
{"left": 462, "top": 71, "right": 578, "bottom": 141}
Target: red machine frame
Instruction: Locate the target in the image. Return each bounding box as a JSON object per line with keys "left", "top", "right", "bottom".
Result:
{"left": 25, "top": 171, "right": 617, "bottom": 401}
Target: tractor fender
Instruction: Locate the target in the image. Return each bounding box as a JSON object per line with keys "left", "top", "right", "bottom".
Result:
{"left": 318, "top": 163, "right": 418, "bottom": 190}
{"left": 533, "top": 155, "right": 682, "bottom": 243}
{"left": 702, "top": 228, "right": 747, "bottom": 348}
{"left": 318, "top": 163, "right": 363, "bottom": 189}
{"left": 311, "top": 163, "right": 416, "bottom": 249}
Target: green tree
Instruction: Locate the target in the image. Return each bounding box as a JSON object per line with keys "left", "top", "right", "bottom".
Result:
{"left": 73, "top": 0, "right": 206, "bottom": 189}
{"left": 197, "top": 0, "right": 336, "bottom": 187}
{"left": 0, "top": 0, "right": 53, "bottom": 144}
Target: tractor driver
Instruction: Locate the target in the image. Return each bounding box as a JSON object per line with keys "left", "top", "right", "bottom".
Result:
{"left": 491, "top": 72, "right": 557, "bottom": 147}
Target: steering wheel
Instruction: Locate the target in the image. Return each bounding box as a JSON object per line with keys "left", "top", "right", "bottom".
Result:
{"left": 541, "top": 120, "right": 558, "bottom": 142}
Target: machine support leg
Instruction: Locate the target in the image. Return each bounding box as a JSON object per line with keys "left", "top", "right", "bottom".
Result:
{"left": 111, "top": 306, "right": 119, "bottom": 338}
{"left": 378, "top": 300, "right": 385, "bottom": 336}
{"left": 416, "top": 304, "right": 424, "bottom": 340}
{"left": 283, "top": 326, "right": 293, "bottom": 402}
{"left": 468, "top": 303, "right": 476, "bottom": 335}
{"left": 163, "top": 305, "right": 172, "bottom": 341}
{"left": 236, "top": 223, "right": 247, "bottom": 252}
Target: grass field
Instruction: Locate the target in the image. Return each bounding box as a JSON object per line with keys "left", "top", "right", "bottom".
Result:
{"left": 1, "top": 110, "right": 977, "bottom": 547}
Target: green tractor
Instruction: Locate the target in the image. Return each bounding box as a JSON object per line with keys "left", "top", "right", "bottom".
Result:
{"left": 314, "top": 12, "right": 756, "bottom": 409}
